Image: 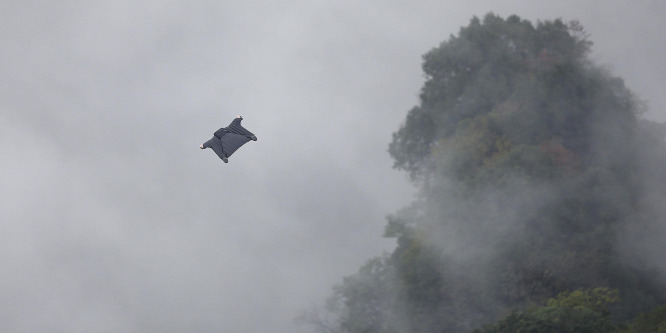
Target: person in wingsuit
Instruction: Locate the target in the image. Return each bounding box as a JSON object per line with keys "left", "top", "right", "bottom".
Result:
{"left": 200, "top": 115, "right": 257, "bottom": 163}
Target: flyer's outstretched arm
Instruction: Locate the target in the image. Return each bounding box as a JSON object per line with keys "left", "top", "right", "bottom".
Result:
{"left": 226, "top": 115, "right": 258, "bottom": 141}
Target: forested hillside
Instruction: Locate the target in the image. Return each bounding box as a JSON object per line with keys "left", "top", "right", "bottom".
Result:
{"left": 305, "top": 14, "right": 666, "bottom": 333}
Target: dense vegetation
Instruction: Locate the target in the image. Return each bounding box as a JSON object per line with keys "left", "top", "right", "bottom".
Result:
{"left": 305, "top": 14, "right": 666, "bottom": 333}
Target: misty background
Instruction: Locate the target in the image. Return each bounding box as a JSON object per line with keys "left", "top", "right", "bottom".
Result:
{"left": 1, "top": 1, "right": 664, "bottom": 332}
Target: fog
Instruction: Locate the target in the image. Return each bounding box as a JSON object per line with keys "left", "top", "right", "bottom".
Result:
{"left": 1, "top": 1, "right": 664, "bottom": 332}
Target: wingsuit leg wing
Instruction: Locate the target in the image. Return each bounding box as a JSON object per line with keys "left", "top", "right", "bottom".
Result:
{"left": 219, "top": 133, "right": 251, "bottom": 157}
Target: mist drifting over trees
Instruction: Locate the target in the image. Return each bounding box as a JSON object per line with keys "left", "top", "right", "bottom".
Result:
{"left": 304, "top": 14, "right": 666, "bottom": 333}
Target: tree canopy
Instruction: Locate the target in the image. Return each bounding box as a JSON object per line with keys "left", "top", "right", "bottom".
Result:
{"left": 473, "top": 288, "right": 620, "bottom": 333}
{"left": 308, "top": 13, "right": 666, "bottom": 333}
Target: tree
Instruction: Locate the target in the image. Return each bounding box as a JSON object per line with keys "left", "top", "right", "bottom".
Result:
{"left": 621, "top": 305, "right": 666, "bottom": 333}
{"left": 310, "top": 13, "right": 666, "bottom": 333}
{"left": 473, "top": 288, "right": 620, "bottom": 333}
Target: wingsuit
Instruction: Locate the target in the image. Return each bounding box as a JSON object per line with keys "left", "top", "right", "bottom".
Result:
{"left": 201, "top": 116, "right": 257, "bottom": 163}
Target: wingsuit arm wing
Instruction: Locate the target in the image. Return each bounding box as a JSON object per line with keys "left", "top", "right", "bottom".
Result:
{"left": 226, "top": 118, "right": 257, "bottom": 140}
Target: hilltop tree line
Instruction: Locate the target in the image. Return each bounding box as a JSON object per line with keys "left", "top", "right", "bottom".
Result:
{"left": 303, "top": 14, "right": 666, "bottom": 333}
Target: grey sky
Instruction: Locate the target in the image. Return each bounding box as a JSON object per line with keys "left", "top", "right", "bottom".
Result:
{"left": 1, "top": 1, "right": 664, "bottom": 332}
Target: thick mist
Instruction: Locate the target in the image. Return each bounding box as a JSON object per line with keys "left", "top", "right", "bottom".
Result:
{"left": 1, "top": 1, "right": 664, "bottom": 332}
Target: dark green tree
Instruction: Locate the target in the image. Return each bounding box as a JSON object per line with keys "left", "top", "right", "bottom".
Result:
{"left": 311, "top": 13, "right": 666, "bottom": 333}
{"left": 621, "top": 305, "right": 666, "bottom": 333}
{"left": 473, "top": 288, "right": 620, "bottom": 333}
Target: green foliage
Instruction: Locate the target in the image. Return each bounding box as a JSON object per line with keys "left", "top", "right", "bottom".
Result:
{"left": 333, "top": 257, "right": 396, "bottom": 333}
{"left": 474, "top": 288, "right": 619, "bottom": 333}
{"left": 477, "top": 292, "right": 666, "bottom": 333}
{"left": 390, "top": 13, "right": 639, "bottom": 185}
{"left": 622, "top": 305, "right": 666, "bottom": 333}
{"left": 311, "top": 13, "right": 666, "bottom": 333}
{"left": 547, "top": 288, "right": 619, "bottom": 314}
